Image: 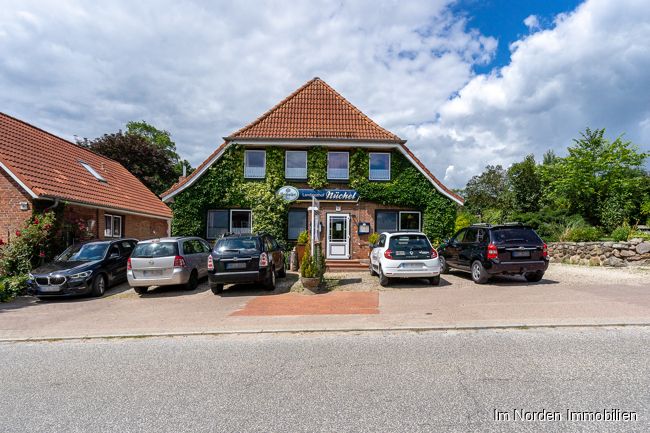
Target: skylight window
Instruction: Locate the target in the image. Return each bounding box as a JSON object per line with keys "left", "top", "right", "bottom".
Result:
{"left": 80, "top": 161, "right": 107, "bottom": 183}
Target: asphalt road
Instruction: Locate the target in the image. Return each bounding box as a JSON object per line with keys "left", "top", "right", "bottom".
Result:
{"left": 2, "top": 327, "right": 649, "bottom": 433}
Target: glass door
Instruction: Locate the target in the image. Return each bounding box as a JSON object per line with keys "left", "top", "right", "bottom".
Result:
{"left": 326, "top": 214, "right": 349, "bottom": 259}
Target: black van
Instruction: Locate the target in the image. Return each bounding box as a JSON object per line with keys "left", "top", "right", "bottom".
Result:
{"left": 437, "top": 223, "right": 549, "bottom": 284}
{"left": 207, "top": 233, "right": 285, "bottom": 294}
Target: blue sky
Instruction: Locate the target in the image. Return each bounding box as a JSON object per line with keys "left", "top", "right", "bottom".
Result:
{"left": 0, "top": 0, "right": 648, "bottom": 189}
{"left": 455, "top": 0, "right": 584, "bottom": 73}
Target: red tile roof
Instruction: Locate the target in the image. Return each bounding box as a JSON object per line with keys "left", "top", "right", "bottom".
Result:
{"left": 162, "top": 78, "right": 463, "bottom": 205}
{"left": 228, "top": 77, "right": 403, "bottom": 142}
{"left": 0, "top": 112, "right": 172, "bottom": 219}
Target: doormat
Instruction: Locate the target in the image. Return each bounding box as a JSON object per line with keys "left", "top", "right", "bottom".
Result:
{"left": 230, "top": 291, "right": 379, "bottom": 316}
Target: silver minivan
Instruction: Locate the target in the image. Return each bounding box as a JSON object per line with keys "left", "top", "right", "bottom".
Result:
{"left": 127, "top": 237, "right": 211, "bottom": 294}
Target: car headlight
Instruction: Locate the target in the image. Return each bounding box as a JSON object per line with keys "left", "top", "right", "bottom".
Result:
{"left": 28, "top": 273, "right": 35, "bottom": 280}
{"left": 69, "top": 270, "right": 93, "bottom": 279}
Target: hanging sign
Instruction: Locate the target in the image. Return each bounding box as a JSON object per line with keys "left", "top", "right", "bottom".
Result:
{"left": 298, "top": 189, "right": 359, "bottom": 201}
{"left": 276, "top": 186, "right": 300, "bottom": 202}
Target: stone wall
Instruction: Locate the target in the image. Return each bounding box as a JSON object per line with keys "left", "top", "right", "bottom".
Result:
{"left": 548, "top": 239, "right": 650, "bottom": 267}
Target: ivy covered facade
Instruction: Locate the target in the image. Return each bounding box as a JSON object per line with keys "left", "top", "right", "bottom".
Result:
{"left": 162, "top": 78, "right": 463, "bottom": 260}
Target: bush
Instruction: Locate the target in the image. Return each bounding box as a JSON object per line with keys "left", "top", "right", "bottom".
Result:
{"left": 561, "top": 225, "right": 602, "bottom": 242}
{"left": 0, "top": 212, "right": 57, "bottom": 277}
{"left": 0, "top": 275, "right": 29, "bottom": 302}
{"left": 299, "top": 244, "right": 325, "bottom": 280}
{"left": 610, "top": 224, "right": 632, "bottom": 242}
{"left": 454, "top": 210, "right": 475, "bottom": 232}
{"left": 296, "top": 231, "right": 309, "bottom": 245}
{"left": 629, "top": 230, "right": 650, "bottom": 241}
{"left": 368, "top": 232, "right": 380, "bottom": 245}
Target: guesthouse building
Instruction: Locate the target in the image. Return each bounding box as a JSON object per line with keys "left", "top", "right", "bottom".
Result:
{"left": 162, "top": 78, "right": 463, "bottom": 263}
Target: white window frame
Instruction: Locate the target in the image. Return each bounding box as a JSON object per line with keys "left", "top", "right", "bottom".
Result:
{"left": 230, "top": 209, "right": 252, "bottom": 234}
{"left": 80, "top": 161, "right": 107, "bottom": 183}
{"left": 399, "top": 211, "right": 421, "bottom": 232}
{"left": 369, "top": 152, "right": 391, "bottom": 181}
{"left": 104, "top": 214, "right": 122, "bottom": 238}
{"left": 244, "top": 150, "right": 266, "bottom": 179}
{"left": 327, "top": 151, "right": 349, "bottom": 180}
{"left": 285, "top": 150, "right": 308, "bottom": 179}
{"left": 206, "top": 209, "right": 229, "bottom": 240}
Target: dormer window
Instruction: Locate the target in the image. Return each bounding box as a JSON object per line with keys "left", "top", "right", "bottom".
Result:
{"left": 244, "top": 150, "right": 266, "bottom": 179}
{"left": 80, "top": 161, "right": 106, "bottom": 183}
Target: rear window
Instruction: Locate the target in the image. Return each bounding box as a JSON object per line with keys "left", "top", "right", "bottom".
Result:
{"left": 388, "top": 234, "right": 431, "bottom": 251}
{"left": 131, "top": 242, "right": 179, "bottom": 258}
{"left": 215, "top": 237, "right": 260, "bottom": 252}
{"left": 491, "top": 228, "right": 542, "bottom": 244}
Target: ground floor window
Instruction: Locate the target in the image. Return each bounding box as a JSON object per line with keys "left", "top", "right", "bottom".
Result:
{"left": 207, "top": 209, "right": 252, "bottom": 239}
{"left": 104, "top": 214, "right": 122, "bottom": 238}
{"left": 375, "top": 210, "right": 421, "bottom": 232}
{"left": 288, "top": 209, "right": 307, "bottom": 240}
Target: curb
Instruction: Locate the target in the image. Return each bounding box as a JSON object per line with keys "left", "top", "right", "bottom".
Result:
{"left": 2, "top": 322, "right": 650, "bottom": 343}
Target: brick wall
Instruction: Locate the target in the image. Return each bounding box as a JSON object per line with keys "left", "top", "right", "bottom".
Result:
{"left": 0, "top": 169, "right": 32, "bottom": 243}
{"left": 291, "top": 200, "right": 419, "bottom": 260}
{"left": 62, "top": 204, "right": 169, "bottom": 243}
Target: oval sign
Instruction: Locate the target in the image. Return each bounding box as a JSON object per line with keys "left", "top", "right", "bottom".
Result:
{"left": 277, "top": 185, "right": 299, "bottom": 202}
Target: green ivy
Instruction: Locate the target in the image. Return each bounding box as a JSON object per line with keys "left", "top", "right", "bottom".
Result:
{"left": 171, "top": 145, "right": 457, "bottom": 245}
{"left": 307, "top": 146, "right": 328, "bottom": 188}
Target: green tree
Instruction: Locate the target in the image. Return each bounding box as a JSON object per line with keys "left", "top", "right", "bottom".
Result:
{"left": 78, "top": 131, "right": 178, "bottom": 195}
{"left": 126, "top": 121, "right": 193, "bottom": 179}
{"left": 462, "top": 165, "right": 511, "bottom": 217}
{"left": 507, "top": 154, "right": 541, "bottom": 213}
{"left": 541, "top": 128, "right": 648, "bottom": 230}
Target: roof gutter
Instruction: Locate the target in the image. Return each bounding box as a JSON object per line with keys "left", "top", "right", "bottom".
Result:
{"left": 42, "top": 197, "right": 172, "bottom": 221}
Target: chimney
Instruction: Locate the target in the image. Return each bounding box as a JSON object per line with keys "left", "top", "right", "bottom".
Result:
{"left": 179, "top": 164, "right": 187, "bottom": 182}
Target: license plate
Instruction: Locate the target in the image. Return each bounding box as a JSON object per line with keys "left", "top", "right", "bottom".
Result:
{"left": 402, "top": 263, "right": 423, "bottom": 269}
{"left": 226, "top": 262, "right": 247, "bottom": 269}
{"left": 143, "top": 270, "right": 163, "bottom": 277}
{"left": 512, "top": 250, "right": 531, "bottom": 258}
{"left": 39, "top": 286, "right": 60, "bottom": 293}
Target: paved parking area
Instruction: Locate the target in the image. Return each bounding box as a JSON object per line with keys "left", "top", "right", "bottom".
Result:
{"left": 0, "top": 264, "right": 649, "bottom": 340}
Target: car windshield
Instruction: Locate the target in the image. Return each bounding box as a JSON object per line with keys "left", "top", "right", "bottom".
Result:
{"left": 57, "top": 243, "right": 109, "bottom": 262}
{"left": 131, "top": 242, "right": 179, "bottom": 258}
{"left": 491, "top": 228, "right": 542, "bottom": 244}
{"left": 388, "top": 235, "right": 431, "bottom": 251}
{"left": 215, "top": 237, "right": 260, "bottom": 252}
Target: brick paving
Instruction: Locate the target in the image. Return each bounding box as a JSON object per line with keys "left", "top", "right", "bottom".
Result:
{"left": 230, "top": 291, "right": 379, "bottom": 316}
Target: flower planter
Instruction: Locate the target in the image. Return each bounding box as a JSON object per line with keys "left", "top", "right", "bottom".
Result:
{"left": 296, "top": 244, "right": 306, "bottom": 266}
{"left": 300, "top": 277, "right": 321, "bottom": 293}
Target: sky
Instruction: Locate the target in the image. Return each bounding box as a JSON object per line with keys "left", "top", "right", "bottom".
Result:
{"left": 1, "top": 0, "right": 649, "bottom": 189}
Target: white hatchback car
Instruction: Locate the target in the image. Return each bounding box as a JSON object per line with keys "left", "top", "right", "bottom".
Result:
{"left": 369, "top": 232, "right": 441, "bottom": 286}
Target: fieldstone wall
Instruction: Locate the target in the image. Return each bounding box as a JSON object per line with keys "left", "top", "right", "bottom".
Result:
{"left": 548, "top": 239, "right": 650, "bottom": 267}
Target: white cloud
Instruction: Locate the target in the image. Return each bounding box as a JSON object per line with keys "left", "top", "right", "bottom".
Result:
{"left": 0, "top": 0, "right": 648, "bottom": 190}
{"left": 523, "top": 14, "right": 540, "bottom": 31}
{"left": 408, "top": 0, "right": 650, "bottom": 187}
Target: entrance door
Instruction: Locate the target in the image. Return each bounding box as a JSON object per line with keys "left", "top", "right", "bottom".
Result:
{"left": 326, "top": 214, "right": 350, "bottom": 259}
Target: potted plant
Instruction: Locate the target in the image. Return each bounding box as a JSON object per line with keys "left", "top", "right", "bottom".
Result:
{"left": 300, "top": 245, "right": 325, "bottom": 293}
{"left": 295, "top": 230, "right": 309, "bottom": 265}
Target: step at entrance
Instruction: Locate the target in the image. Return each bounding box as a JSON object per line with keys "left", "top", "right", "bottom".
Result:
{"left": 325, "top": 259, "right": 369, "bottom": 272}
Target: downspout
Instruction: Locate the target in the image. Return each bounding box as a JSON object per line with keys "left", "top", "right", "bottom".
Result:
{"left": 44, "top": 197, "right": 60, "bottom": 212}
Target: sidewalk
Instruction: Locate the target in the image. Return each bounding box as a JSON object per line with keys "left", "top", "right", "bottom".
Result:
{"left": 1, "top": 265, "right": 649, "bottom": 340}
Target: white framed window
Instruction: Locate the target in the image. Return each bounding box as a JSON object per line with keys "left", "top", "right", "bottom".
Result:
{"left": 285, "top": 150, "right": 307, "bottom": 179}
{"left": 376, "top": 210, "right": 398, "bottom": 232}
{"left": 327, "top": 151, "right": 349, "bottom": 180}
{"left": 206, "top": 209, "right": 253, "bottom": 238}
{"left": 399, "top": 211, "right": 420, "bottom": 231}
{"left": 80, "top": 161, "right": 107, "bottom": 183}
{"left": 104, "top": 214, "right": 122, "bottom": 238}
{"left": 369, "top": 153, "right": 390, "bottom": 181}
{"left": 207, "top": 210, "right": 229, "bottom": 239}
{"left": 244, "top": 150, "right": 266, "bottom": 178}
{"left": 230, "top": 210, "right": 252, "bottom": 234}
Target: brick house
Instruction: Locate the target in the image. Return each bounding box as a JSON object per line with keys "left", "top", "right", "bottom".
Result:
{"left": 0, "top": 112, "right": 172, "bottom": 245}
{"left": 162, "top": 78, "right": 463, "bottom": 264}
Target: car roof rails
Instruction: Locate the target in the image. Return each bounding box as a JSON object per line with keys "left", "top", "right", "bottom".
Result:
{"left": 471, "top": 223, "right": 492, "bottom": 228}
{"left": 498, "top": 222, "right": 524, "bottom": 226}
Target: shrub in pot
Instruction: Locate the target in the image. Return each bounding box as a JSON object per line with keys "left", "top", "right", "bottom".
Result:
{"left": 300, "top": 245, "right": 325, "bottom": 291}
{"left": 295, "top": 230, "right": 309, "bottom": 265}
